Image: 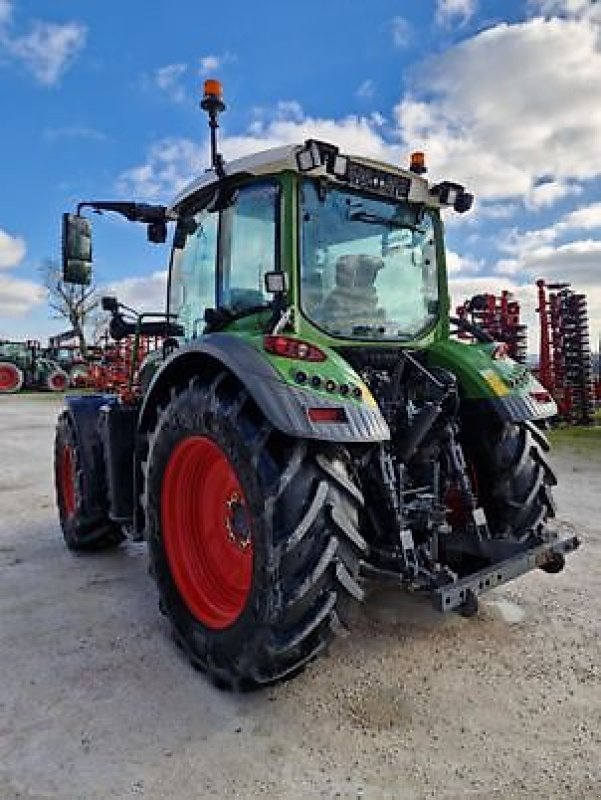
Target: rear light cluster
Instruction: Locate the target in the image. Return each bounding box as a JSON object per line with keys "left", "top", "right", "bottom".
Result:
{"left": 263, "top": 335, "right": 362, "bottom": 400}
{"left": 263, "top": 335, "right": 326, "bottom": 362}
{"left": 294, "top": 370, "right": 361, "bottom": 398}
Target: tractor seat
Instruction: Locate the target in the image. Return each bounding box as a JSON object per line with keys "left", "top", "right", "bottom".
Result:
{"left": 321, "top": 255, "right": 384, "bottom": 322}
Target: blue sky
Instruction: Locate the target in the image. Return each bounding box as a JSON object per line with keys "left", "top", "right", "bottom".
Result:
{"left": 1, "top": 0, "right": 601, "bottom": 352}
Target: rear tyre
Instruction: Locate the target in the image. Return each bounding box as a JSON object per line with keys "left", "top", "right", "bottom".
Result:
{"left": 55, "top": 412, "right": 124, "bottom": 551}
{"left": 144, "top": 372, "right": 366, "bottom": 689}
{"left": 0, "top": 361, "right": 23, "bottom": 393}
{"left": 462, "top": 419, "right": 556, "bottom": 541}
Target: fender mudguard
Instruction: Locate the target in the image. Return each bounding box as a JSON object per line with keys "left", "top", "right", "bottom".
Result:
{"left": 61, "top": 394, "right": 114, "bottom": 517}
{"left": 428, "top": 339, "right": 557, "bottom": 424}
{"left": 138, "top": 334, "right": 389, "bottom": 443}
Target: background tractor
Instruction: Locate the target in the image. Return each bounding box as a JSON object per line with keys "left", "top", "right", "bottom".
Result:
{"left": 54, "top": 81, "right": 579, "bottom": 689}
{"left": 44, "top": 332, "right": 91, "bottom": 387}
{"left": 0, "top": 339, "right": 69, "bottom": 393}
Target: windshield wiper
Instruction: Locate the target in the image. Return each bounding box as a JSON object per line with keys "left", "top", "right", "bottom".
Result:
{"left": 348, "top": 209, "right": 423, "bottom": 232}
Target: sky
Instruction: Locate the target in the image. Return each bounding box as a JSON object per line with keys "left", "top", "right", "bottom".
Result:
{"left": 1, "top": 0, "right": 601, "bottom": 355}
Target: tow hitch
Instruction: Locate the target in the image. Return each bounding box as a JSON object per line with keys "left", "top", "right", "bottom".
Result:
{"left": 434, "top": 530, "right": 580, "bottom": 613}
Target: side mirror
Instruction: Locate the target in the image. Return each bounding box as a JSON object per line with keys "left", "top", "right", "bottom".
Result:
{"left": 264, "top": 271, "right": 287, "bottom": 294}
{"left": 101, "top": 296, "right": 119, "bottom": 313}
{"left": 147, "top": 220, "right": 167, "bottom": 244}
{"left": 62, "top": 213, "right": 92, "bottom": 285}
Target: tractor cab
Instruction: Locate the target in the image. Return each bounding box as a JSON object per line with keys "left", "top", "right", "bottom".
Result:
{"left": 165, "top": 137, "right": 473, "bottom": 350}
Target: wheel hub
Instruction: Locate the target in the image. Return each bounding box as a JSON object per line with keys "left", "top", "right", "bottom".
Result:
{"left": 225, "top": 493, "right": 252, "bottom": 549}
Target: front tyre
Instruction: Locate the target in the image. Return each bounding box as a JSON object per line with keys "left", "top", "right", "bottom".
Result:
{"left": 144, "top": 373, "right": 366, "bottom": 689}
{"left": 54, "top": 412, "right": 124, "bottom": 551}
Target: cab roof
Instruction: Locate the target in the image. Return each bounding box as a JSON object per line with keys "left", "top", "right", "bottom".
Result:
{"left": 168, "top": 142, "right": 434, "bottom": 212}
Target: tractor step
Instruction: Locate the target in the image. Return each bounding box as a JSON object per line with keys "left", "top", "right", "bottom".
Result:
{"left": 433, "top": 530, "right": 580, "bottom": 613}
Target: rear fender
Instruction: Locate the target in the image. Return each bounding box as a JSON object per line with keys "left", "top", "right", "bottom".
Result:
{"left": 137, "top": 334, "right": 389, "bottom": 443}
{"left": 428, "top": 339, "right": 557, "bottom": 423}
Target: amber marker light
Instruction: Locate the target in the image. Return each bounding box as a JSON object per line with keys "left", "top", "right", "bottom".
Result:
{"left": 410, "top": 151, "right": 427, "bottom": 174}
{"left": 203, "top": 78, "right": 223, "bottom": 100}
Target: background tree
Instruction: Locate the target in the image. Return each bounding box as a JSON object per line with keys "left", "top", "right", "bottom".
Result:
{"left": 41, "top": 259, "right": 100, "bottom": 357}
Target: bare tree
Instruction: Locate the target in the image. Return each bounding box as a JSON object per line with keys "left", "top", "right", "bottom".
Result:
{"left": 41, "top": 259, "right": 100, "bottom": 357}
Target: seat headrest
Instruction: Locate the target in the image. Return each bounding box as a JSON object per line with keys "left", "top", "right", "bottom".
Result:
{"left": 335, "top": 255, "right": 384, "bottom": 288}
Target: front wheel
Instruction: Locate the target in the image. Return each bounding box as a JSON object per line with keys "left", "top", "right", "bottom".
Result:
{"left": 144, "top": 373, "right": 366, "bottom": 689}
{"left": 55, "top": 412, "right": 124, "bottom": 551}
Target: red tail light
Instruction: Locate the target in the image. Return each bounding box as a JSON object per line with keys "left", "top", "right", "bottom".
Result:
{"left": 307, "top": 407, "right": 347, "bottom": 424}
{"left": 263, "top": 335, "right": 326, "bottom": 362}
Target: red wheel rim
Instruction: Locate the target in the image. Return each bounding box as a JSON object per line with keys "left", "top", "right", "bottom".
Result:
{"left": 59, "top": 444, "right": 77, "bottom": 519}
{"left": 49, "top": 372, "right": 67, "bottom": 391}
{"left": 0, "top": 363, "right": 20, "bottom": 392}
{"left": 161, "top": 436, "right": 254, "bottom": 629}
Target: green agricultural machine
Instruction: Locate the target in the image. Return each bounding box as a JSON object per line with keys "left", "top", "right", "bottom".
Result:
{"left": 0, "top": 339, "right": 68, "bottom": 393}
{"left": 55, "top": 81, "right": 579, "bottom": 689}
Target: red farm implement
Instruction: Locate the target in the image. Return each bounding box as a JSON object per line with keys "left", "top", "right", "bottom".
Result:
{"left": 536, "top": 279, "right": 595, "bottom": 425}
{"left": 454, "top": 291, "right": 527, "bottom": 363}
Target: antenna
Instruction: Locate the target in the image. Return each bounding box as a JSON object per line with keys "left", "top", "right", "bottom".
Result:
{"left": 200, "top": 79, "right": 226, "bottom": 178}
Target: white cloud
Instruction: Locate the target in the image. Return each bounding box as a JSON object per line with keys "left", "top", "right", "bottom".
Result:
{"left": 561, "top": 201, "right": 601, "bottom": 231}
{"left": 103, "top": 270, "right": 168, "bottom": 313}
{"left": 394, "top": 15, "right": 601, "bottom": 203}
{"left": 0, "top": 273, "right": 44, "bottom": 317}
{"left": 0, "top": 228, "right": 25, "bottom": 269}
{"left": 0, "top": 227, "right": 44, "bottom": 318}
{"left": 391, "top": 16, "right": 411, "bottom": 47}
{"left": 118, "top": 112, "right": 396, "bottom": 200}
{"left": 436, "top": 0, "right": 477, "bottom": 26}
{"left": 199, "top": 54, "right": 220, "bottom": 75}
{"left": 276, "top": 100, "right": 304, "bottom": 121}
{"left": 3, "top": 20, "right": 87, "bottom": 86}
{"left": 117, "top": 138, "right": 205, "bottom": 199}
{"left": 154, "top": 63, "right": 187, "bottom": 103}
{"left": 476, "top": 202, "right": 519, "bottom": 221}
{"left": 356, "top": 79, "right": 375, "bottom": 100}
{"left": 525, "top": 179, "right": 582, "bottom": 210}
{"left": 446, "top": 250, "right": 483, "bottom": 275}
{"left": 122, "top": 15, "right": 601, "bottom": 215}
{"left": 501, "top": 239, "right": 601, "bottom": 286}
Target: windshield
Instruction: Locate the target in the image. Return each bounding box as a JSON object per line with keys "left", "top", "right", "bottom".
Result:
{"left": 300, "top": 180, "right": 440, "bottom": 340}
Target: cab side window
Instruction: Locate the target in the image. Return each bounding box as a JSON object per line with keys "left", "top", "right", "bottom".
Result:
{"left": 170, "top": 210, "right": 218, "bottom": 338}
{"left": 219, "top": 182, "right": 279, "bottom": 311}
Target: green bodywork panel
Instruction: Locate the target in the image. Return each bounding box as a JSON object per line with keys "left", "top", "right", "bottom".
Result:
{"left": 242, "top": 331, "right": 377, "bottom": 408}
{"left": 427, "top": 339, "right": 545, "bottom": 401}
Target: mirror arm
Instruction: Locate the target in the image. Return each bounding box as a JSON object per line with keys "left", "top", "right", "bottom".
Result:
{"left": 75, "top": 201, "right": 175, "bottom": 224}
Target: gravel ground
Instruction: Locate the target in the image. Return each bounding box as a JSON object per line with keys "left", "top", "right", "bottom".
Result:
{"left": 0, "top": 395, "right": 599, "bottom": 800}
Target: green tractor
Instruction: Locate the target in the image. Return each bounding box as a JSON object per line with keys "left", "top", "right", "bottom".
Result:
{"left": 55, "top": 81, "right": 578, "bottom": 689}
{"left": 0, "top": 339, "right": 69, "bottom": 393}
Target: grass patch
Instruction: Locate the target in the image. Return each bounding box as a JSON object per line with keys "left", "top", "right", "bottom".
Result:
{"left": 548, "top": 423, "right": 601, "bottom": 454}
